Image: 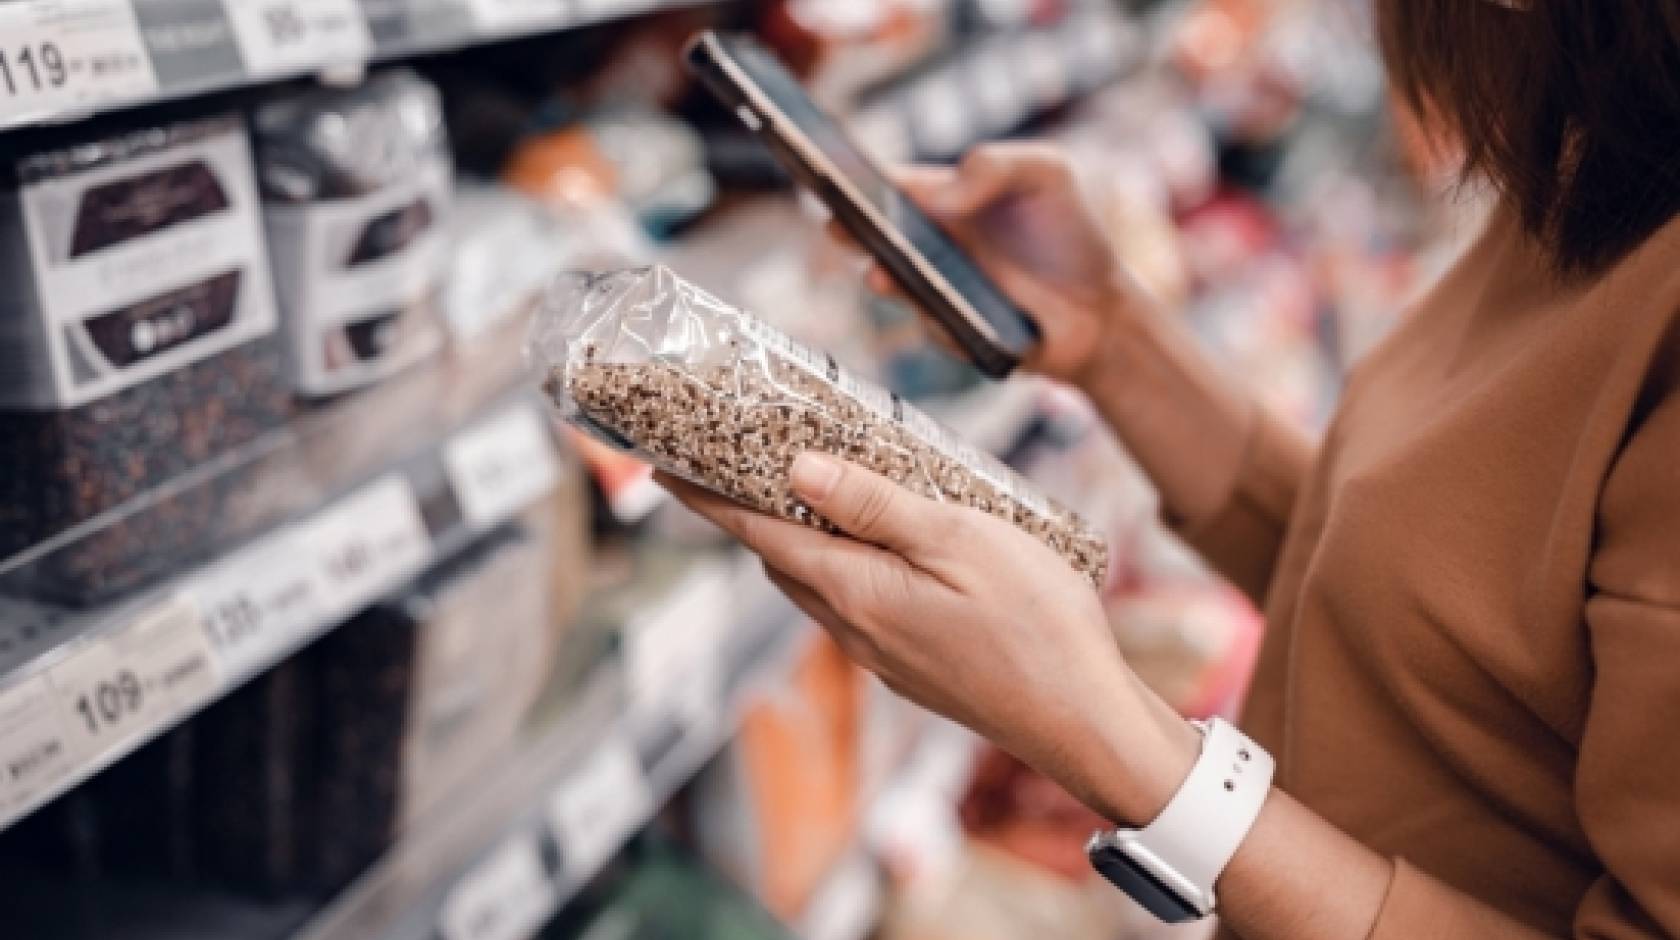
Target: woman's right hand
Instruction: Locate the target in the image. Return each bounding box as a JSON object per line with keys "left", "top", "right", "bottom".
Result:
{"left": 848, "top": 142, "right": 1163, "bottom": 389}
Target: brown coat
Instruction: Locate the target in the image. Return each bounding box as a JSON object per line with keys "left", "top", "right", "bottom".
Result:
{"left": 1193, "top": 205, "right": 1680, "bottom": 937}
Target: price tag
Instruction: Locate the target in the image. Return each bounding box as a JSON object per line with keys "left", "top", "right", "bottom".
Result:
{"left": 0, "top": 0, "right": 158, "bottom": 127}
{"left": 189, "top": 529, "right": 330, "bottom": 681}
{"left": 573, "top": 0, "right": 659, "bottom": 21}
{"left": 224, "top": 0, "right": 371, "bottom": 77}
{"left": 908, "top": 73, "right": 971, "bottom": 157}
{"left": 444, "top": 405, "right": 560, "bottom": 531}
{"left": 0, "top": 676, "right": 77, "bottom": 825}
{"left": 46, "top": 598, "right": 218, "bottom": 764}
{"left": 438, "top": 834, "right": 555, "bottom": 940}
{"left": 1015, "top": 33, "right": 1068, "bottom": 109}
{"left": 461, "top": 0, "right": 568, "bottom": 34}
{"left": 303, "top": 476, "right": 431, "bottom": 617}
{"left": 623, "top": 562, "right": 732, "bottom": 728}
{"left": 547, "top": 733, "right": 652, "bottom": 882}
{"left": 969, "top": 45, "right": 1024, "bottom": 132}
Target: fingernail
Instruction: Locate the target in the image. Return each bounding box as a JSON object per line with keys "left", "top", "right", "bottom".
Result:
{"left": 790, "top": 452, "right": 842, "bottom": 503}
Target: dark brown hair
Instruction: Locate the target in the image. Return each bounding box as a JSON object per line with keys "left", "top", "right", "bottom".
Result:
{"left": 1378, "top": 0, "right": 1680, "bottom": 276}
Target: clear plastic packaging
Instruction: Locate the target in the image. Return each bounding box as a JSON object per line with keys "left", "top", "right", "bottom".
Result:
{"left": 530, "top": 265, "right": 1108, "bottom": 586}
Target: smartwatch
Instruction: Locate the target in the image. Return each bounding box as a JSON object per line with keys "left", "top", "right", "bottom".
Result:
{"left": 1086, "top": 717, "right": 1274, "bottom": 923}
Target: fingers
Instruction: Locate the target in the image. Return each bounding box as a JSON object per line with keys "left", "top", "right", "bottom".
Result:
{"left": 657, "top": 469, "right": 892, "bottom": 594}
{"left": 788, "top": 453, "right": 945, "bottom": 555}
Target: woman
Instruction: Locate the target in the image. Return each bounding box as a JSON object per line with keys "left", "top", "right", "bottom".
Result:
{"left": 663, "top": 2, "right": 1680, "bottom": 936}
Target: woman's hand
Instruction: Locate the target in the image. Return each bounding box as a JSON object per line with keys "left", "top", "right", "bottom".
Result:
{"left": 843, "top": 142, "right": 1263, "bottom": 529}
{"left": 848, "top": 142, "right": 1159, "bottom": 388}
{"left": 659, "top": 452, "right": 1200, "bottom": 827}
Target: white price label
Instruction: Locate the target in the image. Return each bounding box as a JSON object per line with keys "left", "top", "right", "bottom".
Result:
{"left": 970, "top": 46, "right": 1024, "bottom": 132}
{"left": 304, "top": 476, "right": 431, "bottom": 617}
{"left": 462, "top": 0, "right": 568, "bottom": 33}
{"left": 909, "top": 74, "right": 971, "bottom": 156}
{"left": 46, "top": 599, "right": 218, "bottom": 763}
{"left": 444, "top": 405, "right": 560, "bottom": 530}
{"left": 224, "top": 0, "right": 371, "bottom": 77}
{"left": 623, "top": 562, "right": 731, "bottom": 726}
{"left": 190, "top": 530, "right": 329, "bottom": 681}
{"left": 0, "top": 0, "right": 157, "bottom": 127}
{"left": 1015, "top": 33, "right": 1068, "bottom": 108}
{"left": 574, "top": 0, "right": 659, "bottom": 21}
{"left": 547, "top": 734, "right": 652, "bottom": 881}
{"left": 0, "top": 676, "right": 76, "bottom": 824}
{"left": 439, "top": 834, "right": 555, "bottom": 940}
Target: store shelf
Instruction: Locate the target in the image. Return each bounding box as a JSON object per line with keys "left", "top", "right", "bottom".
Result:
{"left": 0, "top": 391, "right": 564, "bottom": 837}
{"left": 0, "top": 0, "right": 715, "bottom": 134}
{"left": 293, "top": 552, "right": 807, "bottom": 940}
{"left": 847, "top": 8, "right": 1145, "bottom": 163}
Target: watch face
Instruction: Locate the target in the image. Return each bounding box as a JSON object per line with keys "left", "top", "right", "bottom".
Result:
{"left": 1089, "top": 844, "right": 1203, "bottom": 924}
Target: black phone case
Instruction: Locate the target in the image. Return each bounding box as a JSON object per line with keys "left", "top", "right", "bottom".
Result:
{"left": 684, "top": 32, "right": 1028, "bottom": 378}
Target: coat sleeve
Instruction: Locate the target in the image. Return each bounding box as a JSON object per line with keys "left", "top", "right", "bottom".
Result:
{"left": 1366, "top": 380, "right": 1680, "bottom": 940}
{"left": 1170, "top": 404, "right": 1315, "bottom": 608}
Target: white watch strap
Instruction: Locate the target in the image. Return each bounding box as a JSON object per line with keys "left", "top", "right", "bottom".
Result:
{"left": 1137, "top": 716, "right": 1274, "bottom": 902}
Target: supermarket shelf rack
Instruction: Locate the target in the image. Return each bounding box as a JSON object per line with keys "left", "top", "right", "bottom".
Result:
{"left": 0, "top": 391, "right": 565, "bottom": 839}
{"left": 0, "top": 0, "right": 717, "bottom": 134}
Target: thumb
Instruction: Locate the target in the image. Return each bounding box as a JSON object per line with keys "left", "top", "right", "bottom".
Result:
{"left": 789, "top": 453, "right": 935, "bottom": 555}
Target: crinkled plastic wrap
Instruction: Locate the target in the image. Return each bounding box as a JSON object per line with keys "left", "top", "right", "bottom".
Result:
{"left": 531, "top": 265, "right": 1108, "bottom": 586}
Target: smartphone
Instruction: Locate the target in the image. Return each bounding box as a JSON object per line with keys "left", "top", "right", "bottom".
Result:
{"left": 685, "top": 30, "right": 1039, "bottom": 378}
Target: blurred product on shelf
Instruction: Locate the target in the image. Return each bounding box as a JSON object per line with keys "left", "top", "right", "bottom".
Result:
{"left": 253, "top": 69, "right": 451, "bottom": 398}
{"left": 505, "top": 108, "right": 717, "bottom": 241}
{"left": 443, "top": 185, "right": 577, "bottom": 341}
{"left": 547, "top": 835, "right": 798, "bottom": 940}
{"left": 0, "top": 113, "right": 292, "bottom": 603}
{"left": 692, "top": 631, "right": 863, "bottom": 920}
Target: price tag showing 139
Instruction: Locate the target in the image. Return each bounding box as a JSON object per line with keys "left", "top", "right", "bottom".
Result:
{"left": 0, "top": 0, "right": 158, "bottom": 127}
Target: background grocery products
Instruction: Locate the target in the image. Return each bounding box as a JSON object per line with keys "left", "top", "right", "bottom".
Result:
{"left": 0, "top": 0, "right": 1455, "bottom": 937}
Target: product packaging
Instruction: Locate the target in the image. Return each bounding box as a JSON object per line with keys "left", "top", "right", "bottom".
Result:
{"left": 531, "top": 265, "right": 1108, "bottom": 587}
{"left": 253, "top": 69, "right": 449, "bottom": 398}
{"left": 305, "top": 519, "right": 567, "bottom": 887}
{"left": 692, "top": 631, "right": 864, "bottom": 919}
{"left": 0, "top": 114, "right": 291, "bottom": 601}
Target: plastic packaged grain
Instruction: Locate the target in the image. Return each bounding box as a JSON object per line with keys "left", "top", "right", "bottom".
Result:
{"left": 530, "top": 265, "right": 1108, "bottom": 587}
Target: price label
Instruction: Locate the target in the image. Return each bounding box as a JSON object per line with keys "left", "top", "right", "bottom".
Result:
{"left": 46, "top": 598, "right": 218, "bottom": 763}
{"left": 189, "top": 530, "right": 329, "bottom": 681}
{"left": 1014, "top": 33, "right": 1068, "bottom": 109}
{"left": 969, "top": 45, "right": 1024, "bottom": 132}
{"left": 908, "top": 73, "right": 971, "bottom": 157}
{"left": 444, "top": 405, "right": 560, "bottom": 531}
{"left": 0, "top": 677, "right": 76, "bottom": 825}
{"left": 438, "top": 834, "right": 555, "bottom": 940}
{"left": 461, "top": 0, "right": 568, "bottom": 34}
{"left": 303, "top": 476, "right": 430, "bottom": 617}
{"left": 547, "top": 733, "right": 652, "bottom": 881}
{"left": 573, "top": 0, "right": 659, "bottom": 22}
{"left": 623, "top": 562, "right": 731, "bottom": 728}
{"left": 0, "top": 0, "right": 158, "bottom": 127}
{"left": 224, "top": 0, "right": 371, "bottom": 77}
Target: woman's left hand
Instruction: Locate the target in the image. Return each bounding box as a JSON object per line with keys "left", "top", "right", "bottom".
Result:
{"left": 660, "top": 452, "right": 1200, "bottom": 827}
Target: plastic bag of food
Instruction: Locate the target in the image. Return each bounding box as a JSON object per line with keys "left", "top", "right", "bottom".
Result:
{"left": 529, "top": 265, "right": 1108, "bottom": 586}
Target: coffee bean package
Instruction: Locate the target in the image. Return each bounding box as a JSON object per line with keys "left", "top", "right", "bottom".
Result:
{"left": 0, "top": 114, "right": 291, "bottom": 598}
{"left": 254, "top": 69, "right": 450, "bottom": 398}
{"left": 531, "top": 265, "right": 1109, "bottom": 586}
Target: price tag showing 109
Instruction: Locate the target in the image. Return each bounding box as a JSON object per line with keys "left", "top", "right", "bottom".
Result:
{"left": 0, "top": 0, "right": 158, "bottom": 127}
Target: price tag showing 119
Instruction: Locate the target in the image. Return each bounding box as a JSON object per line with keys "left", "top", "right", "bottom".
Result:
{"left": 0, "top": 0, "right": 158, "bottom": 127}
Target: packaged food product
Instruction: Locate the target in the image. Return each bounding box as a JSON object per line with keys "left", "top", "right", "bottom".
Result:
{"left": 531, "top": 265, "right": 1108, "bottom": 586}
{"left": 0, "top": 113, "right": 292, "bottom": 602}
{"left": 253, "top": 69, "right": 449, "bottom": 397}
